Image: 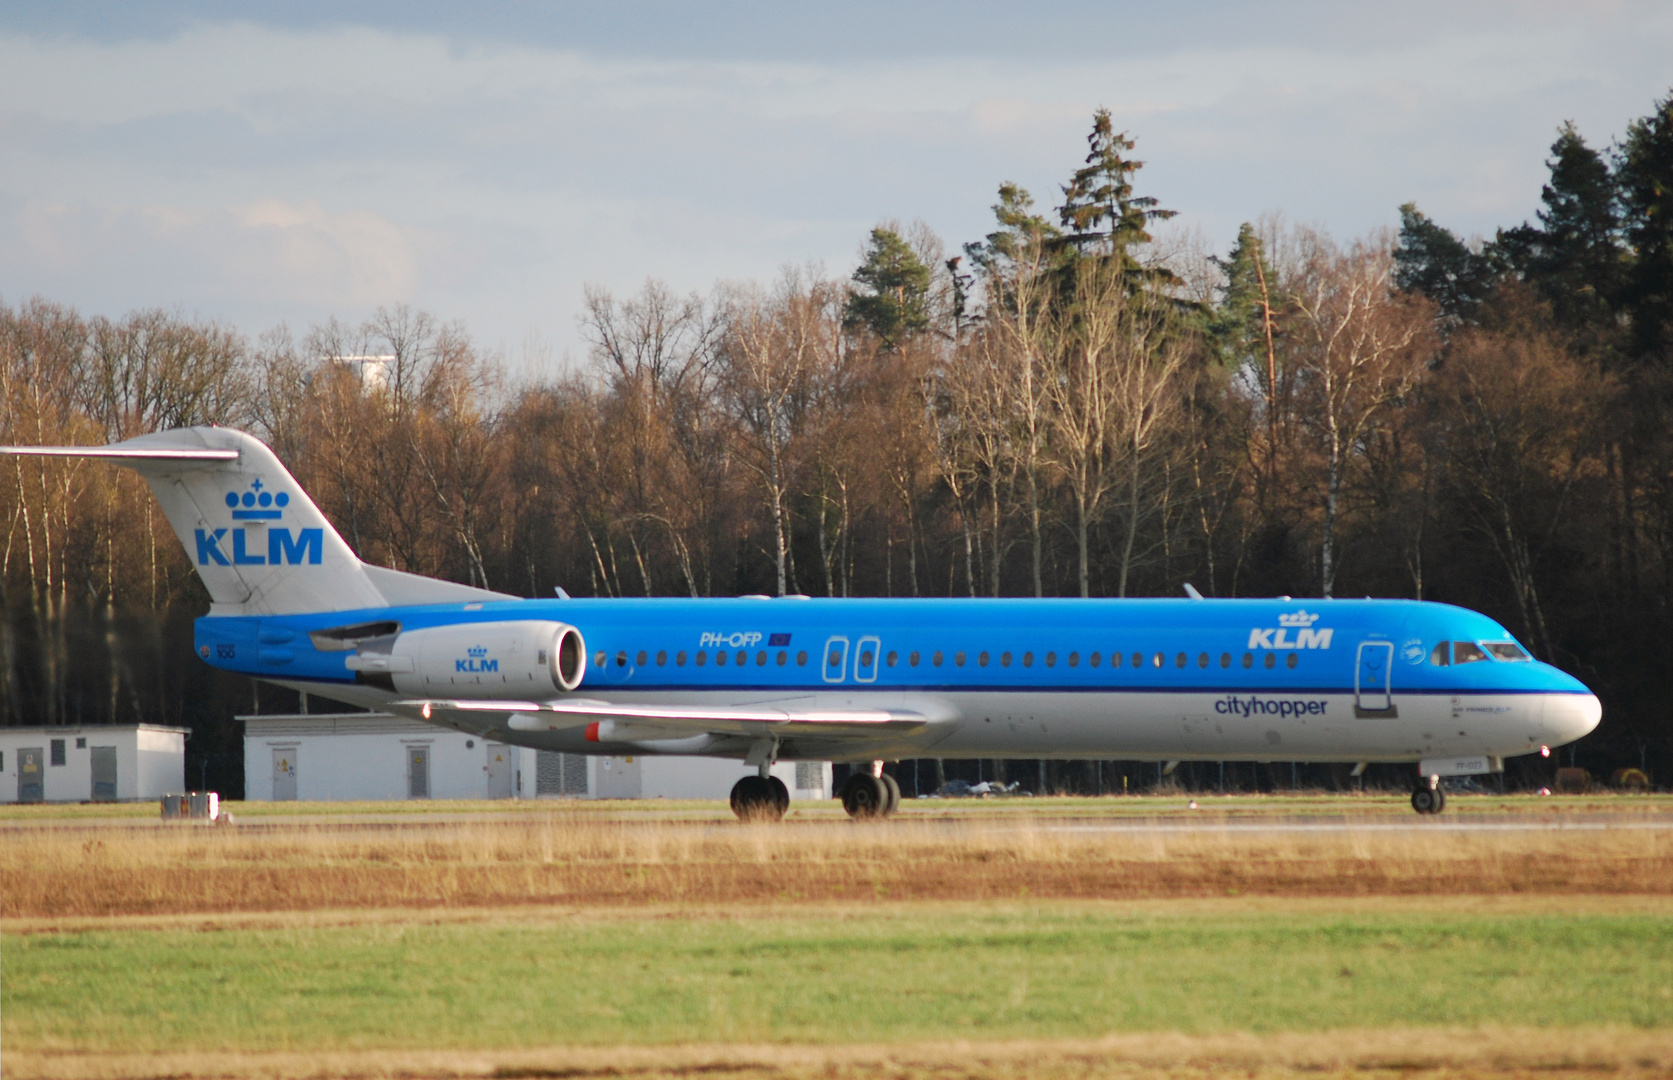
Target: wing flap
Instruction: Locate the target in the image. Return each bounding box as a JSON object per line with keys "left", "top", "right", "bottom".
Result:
{"left": 401, "top": 697, "right": 935, "bottom": 740}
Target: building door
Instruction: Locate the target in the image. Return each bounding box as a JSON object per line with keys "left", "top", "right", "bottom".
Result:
{"left": 407, "top": 745, "right": 430, "bottom": 799}
{"left": 1356, "top": 641, "right": 1394, "bottom": 714}
{"left": 90, "top": 746, "right": 117, "bottom": 801}
{"left": 272, "top": 748, "right": 298, "bottom": 801}
{"left": 18, "top": 747, "right": 43, "bottom": 803}
{"left": 485, "top": 744, "right": 513, "bottom": 799}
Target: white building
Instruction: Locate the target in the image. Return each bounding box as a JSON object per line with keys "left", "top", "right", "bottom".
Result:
{"left": 239, "top": 712, "right": 831, "bottom": 803}
{"left": 0, "top": 725, "right": 187, "bottom": 803}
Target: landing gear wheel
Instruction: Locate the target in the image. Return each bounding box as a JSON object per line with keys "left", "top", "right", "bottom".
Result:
{"left": 730, "top": 775, "right": 785, "bottom": 822}
{"left": 841, "top": 774, "right": 888, "bottom": 819}
{"left": 879, "top": 772, "right": 901, "bottom": 815}
{"left": 767, "top": 775, "right": 790, "bottom": 817}
{"left": 1410, "top": 782, "right": 1446, "bottom": 815}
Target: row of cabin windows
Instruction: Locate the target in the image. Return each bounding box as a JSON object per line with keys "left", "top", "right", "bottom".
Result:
{"left": 596, "top": 648, "right": 1301, "bottom": 672}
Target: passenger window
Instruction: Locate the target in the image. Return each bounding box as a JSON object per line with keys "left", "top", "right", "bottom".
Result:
{"left": 715, "top": 651, "right": 727, "bottom": 666}
{"left": 1485, "top": 641, "right": 1530, "bottom": 661}
{"left": 909, "top": 651, "right": 921, "bottom": 667}
{"left": 656, "top": 650, "right": 667, "bottom": 666}
{"left": 1242, "top": 653, "right": 1253, "bottom": 668}
{"left": 1175, "top": 652, "right": 1187, "bottom": 668}
{"left": 887, "top": 651, "right": 898, "bottom": 667}
{"left": 1000, "top": 651, "right": 1011, "bottom": 667}
{"left": 955, "top": 651, "right": 967, "bottom": 667}
{"left": 1153, "top": 653, "right": 1164, "bottom": 668}
{"left": 756, "top": 651, "right": 767, "bottom": 666}
{"left": 1264, "top": 652, "right": 1276, "bottom": 669}
{"left": 696, "top": 650, "right": 707, "bottom": 666}
{"left": 616, "top": 651, "right": 628, "bottom": 668}
{"left": 636, "top": 651, "right": 647, "bottom": 666}
{"left": 1090, "top": 651, "right": 1101, "bottom": 668}
{"left": 1453, "top": 641, "right": 1489, "bottom": 665}
{"left": 594, "top": 651, "right": 607, "bottom": 668}
{"left": 797, "top": 651, "right": 808, "bottom": 666}
{"left": 1197, "top": 652, "right": 1209, "bottom": 669}
{"left": 932, "top": 651, "right": 943, "bottom": 667}
{"left": 1067, "top": 652, "right": 1077, "bottom": 668}
{"left": 677, "top": 651, "right": 687, "bottom": 666}
{"left": 1220, "top": 653, "right": 1230, "bottom": 668}
{"left": 1134, "top": 653, "right": 1145, "bottom": 668}
{"left": 1430, "top": 643, "right": 1449, "bottom": 666}
{"left": 1046, "top": 652, "right": 1056, "bottom": 668}
{"left": 979, "top": 651, "right": 990, "bottom": 667}
{"left": 1022, "top": 652, "right": 1034, "bottom": 667}
{"left": 777, "top": 651, "right": 787, "bottom": 666}
{"left": 859, "top": 648, "right": 874, "bottom": 667}
{"left": 736, "top": 650, "right": 747, "bottom": 666}
{"left": 1286, "top": 653, "right": 1298, "bottom": 669}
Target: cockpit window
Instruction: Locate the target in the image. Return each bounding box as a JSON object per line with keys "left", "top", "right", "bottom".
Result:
{"left": 1430, "top": 643, "right": 1449, "bottom": 666}
{"left": 1452, "top": 641, "right": 1489, "bottom": 665}
{"left": 1484, "top": 641, "right": 1531, "bottom": 661}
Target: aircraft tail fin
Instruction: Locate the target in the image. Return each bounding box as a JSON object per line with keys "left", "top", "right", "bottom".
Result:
{"left": 0, "top": 426, "right": 510, "bottom": 615}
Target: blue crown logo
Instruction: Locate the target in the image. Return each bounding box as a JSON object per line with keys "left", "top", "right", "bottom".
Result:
{"left": 224, "top": 478, "right": 290, "bottom": 521}
{"left": 467, "top": 646, "right": 488, "bottom": 658}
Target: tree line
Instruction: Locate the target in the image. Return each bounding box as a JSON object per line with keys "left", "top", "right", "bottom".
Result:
{"left": 4, "top": 91, "right": 1672, "bottom": 794}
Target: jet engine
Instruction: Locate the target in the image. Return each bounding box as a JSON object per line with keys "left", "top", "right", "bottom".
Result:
{"left": 341, "top": 619, "right": 585, "bottom": 696}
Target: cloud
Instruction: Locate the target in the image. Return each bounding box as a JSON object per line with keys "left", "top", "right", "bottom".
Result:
{"left": 13, "top": 198, "right": 423, "bottom": 308}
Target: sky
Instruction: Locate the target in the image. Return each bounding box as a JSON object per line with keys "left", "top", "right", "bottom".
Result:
{"left": 2, "top": 1, "right": 1670, "bottom": 371}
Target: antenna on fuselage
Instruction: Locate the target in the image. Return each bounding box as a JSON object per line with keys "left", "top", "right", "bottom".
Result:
{"left": 1182, "top": 583, "right": 1204, "bottom": 600}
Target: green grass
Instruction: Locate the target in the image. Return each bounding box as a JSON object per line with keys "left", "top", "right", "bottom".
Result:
{"left": 6, "top": 906, "right": 1671, "bottom": 1052}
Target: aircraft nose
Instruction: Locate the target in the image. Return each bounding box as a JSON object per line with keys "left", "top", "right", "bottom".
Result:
{"left": 1543, "top": 693, "right": 1602, "bottom": 746}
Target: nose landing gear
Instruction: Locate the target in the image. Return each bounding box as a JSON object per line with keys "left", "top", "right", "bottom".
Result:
{"left": 1411, "top": 774, "right": 1447, "bottom": 815}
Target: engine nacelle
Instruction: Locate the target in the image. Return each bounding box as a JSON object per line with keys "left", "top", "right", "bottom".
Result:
{"left": 349, "top": 620, "right": 585, "bottom": 697}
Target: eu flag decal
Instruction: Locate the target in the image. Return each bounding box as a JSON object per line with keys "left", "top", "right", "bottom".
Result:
{"left": 768, "top": 633, "right": 791, "bottom": 647}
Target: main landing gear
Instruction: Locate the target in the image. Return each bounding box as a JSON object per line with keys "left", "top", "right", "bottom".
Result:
{"left": 838, "top": 765, "right": 900, "bottom": 820}
{"left": 1411, "top": 774, "right": 1447, "bottom": 815}
{"left": 730, "top": 773, "right": 789, "bottom": 821}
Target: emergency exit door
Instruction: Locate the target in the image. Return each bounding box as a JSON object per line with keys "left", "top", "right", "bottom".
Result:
{"left": 272, "top": 748, "right": 297, "bottom": 801}
{"left": 1356, "top": 641, "right": 1394, "bottom": 714}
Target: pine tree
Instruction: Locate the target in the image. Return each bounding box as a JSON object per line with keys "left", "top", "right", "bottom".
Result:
{"left": 1392, "top": 203, "right": 1496, "bottom": 322}
{"left": 1617, "top": 91, "right": 1673, "bottom": 359}
{"left": 1056, "top": 109, "right": 1178, "bottom": 293}
{"left": 844, "top": 228, "right": 932, "bottom": 347}
{"left": 1493, "top": 122, "right": 1623, "bottom": 332}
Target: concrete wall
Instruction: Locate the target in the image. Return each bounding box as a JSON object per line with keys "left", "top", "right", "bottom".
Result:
{"left": 0, "top": 726, "right": 188, "bottom": 803}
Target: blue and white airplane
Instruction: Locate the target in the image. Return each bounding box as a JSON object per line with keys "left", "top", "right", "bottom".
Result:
{"left": 2, "top": 427, "right": 1600, "bottom": 817}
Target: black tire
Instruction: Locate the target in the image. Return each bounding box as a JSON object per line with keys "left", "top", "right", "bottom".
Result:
{"left": 1411, "top": 786, "right": 1439, "bottom": 815}
{"left": 1432, "top": 787, "right": 1447, "bottom": 814}
{"left": 767, "top": 775, "right": 790, "bottom": 816}
{"left": 879, "top": 772, "right": 901, "bottom": 816}
{"left": 841, "top": 774, "right": 888, "bottom": 819}
{"left": 731, "top": 775, "right": 783, "bottom": 821}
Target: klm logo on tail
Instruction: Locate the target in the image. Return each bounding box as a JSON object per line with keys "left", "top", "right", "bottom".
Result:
{"left": 194, "top": 478, "right": 322, "bottom": 566}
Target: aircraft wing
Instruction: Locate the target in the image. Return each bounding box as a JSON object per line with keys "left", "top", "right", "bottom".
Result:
{"left": 397, "top": 696, "right": 940, "bottom": 742}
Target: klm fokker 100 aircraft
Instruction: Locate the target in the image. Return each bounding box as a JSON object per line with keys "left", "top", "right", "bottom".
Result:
{"left": 3, "top": 427, "right": 1600, "bottom": 818}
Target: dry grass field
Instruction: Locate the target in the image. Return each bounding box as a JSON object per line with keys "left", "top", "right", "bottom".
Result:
{"left": 2, "top": 800, "right": 1670, "bottom": 917}
{"left": 3, "top": 797, "right": 1671, "bottom": 1079}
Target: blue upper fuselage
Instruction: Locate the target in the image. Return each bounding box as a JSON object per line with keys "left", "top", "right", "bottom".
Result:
{"left": 195, "top": 595, "right": 1590, "bottom": 699}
